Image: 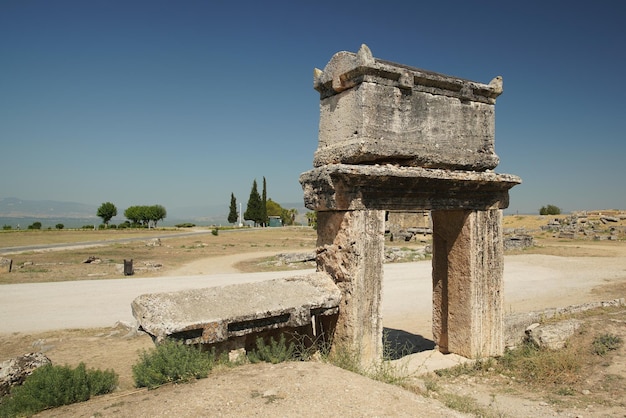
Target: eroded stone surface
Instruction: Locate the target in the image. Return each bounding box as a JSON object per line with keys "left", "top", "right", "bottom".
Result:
{"left": 131, "top": 273, "right": 341, "bottom": 345}
{"left": 300, "top": 164, "right": 520, "bottom": 212}
{"left": 0, "top": 353, "right": 51, "bottom": 397}
{"left": 312, "top": 44, "right": 503, "bottom": 171}
{"left": 316, "top": 210, "right": 385, "bottom": 361}
{"left": 432, "top": 209, "right": 504, "bottom": 358}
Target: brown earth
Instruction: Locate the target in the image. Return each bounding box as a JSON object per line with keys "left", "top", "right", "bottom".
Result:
{"left": 1, "top": 217, "right": 626, "bottom": 417}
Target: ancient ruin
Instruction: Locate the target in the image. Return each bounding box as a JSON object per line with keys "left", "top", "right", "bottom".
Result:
{"left": 133, "top": 45, "right": 520, "bottom": 363}
{"left": 132, "top": 273, "right": 341, "bottom": 351}
{"left": 300, "top": 45, "right": 521, "bottom": 360}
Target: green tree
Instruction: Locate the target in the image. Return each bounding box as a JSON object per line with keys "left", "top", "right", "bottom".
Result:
{"left": 228, "top": 193, "right": 238, "bottom": 224}
{"left": 539, "top": 204, "right": 561, "bottom": 215}
{"left": 281, "top": 208, "right": 298, "bottom": 226}
{"left": 55, "top": 223, "right": 64, "bottom": 230}
{"left": 97, "top": 202, "right": 117, "bottom": 226}
{"left": 28, "top": 221, "right": 42, "bottom": 230}
{"left": 124, "top": 206, "right": 142, "bottom": 225}
{"left": 124, "top": 205, "right": 166, "bottom": 227}
{"left": 150, "top": 204, "right": 167, "bottom": 227}
{"left": 244, "top": 179, "right": 263, "bottom": 226}
{"left": 261, "top": 177, "right": 268, "bottom": 227}
{"left": 306, "top": 211, "right": 317, "bottom": 228}
{"left": 266, "top": 198, "right": 282, "bottom": 217}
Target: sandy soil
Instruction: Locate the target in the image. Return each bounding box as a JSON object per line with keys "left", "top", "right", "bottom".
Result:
{"left": 1, "top": 238, "right": 626, "bottom": 417}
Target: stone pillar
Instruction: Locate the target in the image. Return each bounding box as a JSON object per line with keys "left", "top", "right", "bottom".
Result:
{"left": 315, "top": 209, "right": 385, "bottom": 361}
{"left": 431, "top": 209, "right": 504, "bottom": 358}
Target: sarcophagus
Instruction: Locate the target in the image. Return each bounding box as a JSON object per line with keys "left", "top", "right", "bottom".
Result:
{"left": 313, "top": 45, "right": 503, "bottom": 171}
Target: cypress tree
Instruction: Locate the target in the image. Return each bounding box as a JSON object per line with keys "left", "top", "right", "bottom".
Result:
{"left": 228, "top": 193, "right": 238, "bottom": 224}
{"left": 261, "top": 177, "right": 268, "bottom": 227}
{"left": 244, "top": 179, "right": 263, "bottom": 226}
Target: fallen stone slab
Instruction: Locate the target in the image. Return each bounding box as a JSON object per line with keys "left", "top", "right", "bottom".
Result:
{"left": 525, "top": 319, "right": 583, "bottom": 350}
{"left": 504, "top": 298, "right": 625, "bottom": 348}
{"left": 131, "top": 272, "right": 341, "bottom": 345}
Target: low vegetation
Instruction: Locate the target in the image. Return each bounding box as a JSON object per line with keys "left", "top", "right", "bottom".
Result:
{"left": 425, "top": 309, "right": 626, "bottom": 415}
{"left": 247, "top": 335, "right": 296, "bottom": 364}
{"left": 132, "top": 339, "right": 218, "bottom": 389}
{"left": 0, "top": 363, "right": 118, "bottom": 418}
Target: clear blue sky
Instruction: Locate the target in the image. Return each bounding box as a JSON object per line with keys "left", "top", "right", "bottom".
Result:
{"left": 1, "top": 0, "right": 625, "bottom": 216}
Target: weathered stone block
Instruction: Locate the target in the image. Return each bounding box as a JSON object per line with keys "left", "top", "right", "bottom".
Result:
{"left": 131, "top": 272, "right": 341, "bottom": 345}
{"left": 300, "top": 164, "right": 521, "bottom": 212}
{"left": 432, "top": 209, "right": 504, "bottom": 358}
{"left": 316, "top": 210, "right": 385, "bottom": 361}
{"left": 313, "top": 45, "right": 503, "bottom": 171}
{"left": 0, "top": 258, "right": 12, "bottom": 273}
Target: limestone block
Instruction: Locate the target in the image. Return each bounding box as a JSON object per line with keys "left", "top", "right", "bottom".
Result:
{"left": 0, "top": 257, "right": 12, "bottom": 273}
{"left": 300, "top": 164, "right": 521, "bottom": 212}
{"left": 525, "top": 320, "right": 582, "bottom": 350}
{"left": 312, "top": 45, "right": 503, "bottom": 171}
{"left": 131, "top": 272, "right": 341, "bottom": 345}
{"left": 316, "top": 210, "right": 385, "bottom": 361}
{"left": 0, "top": 353, "right": 51, "bottom": 396}
{"left": 432, "top": 209, "right": 504, "bottom": 358}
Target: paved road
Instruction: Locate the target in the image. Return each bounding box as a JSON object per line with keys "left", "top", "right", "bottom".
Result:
{"left": 2, "top": 254, "right": 624, "bottom": 334}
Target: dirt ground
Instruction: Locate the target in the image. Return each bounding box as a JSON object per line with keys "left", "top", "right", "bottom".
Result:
{"left": 1, "top": 218, "right": 626, "bottom": 417}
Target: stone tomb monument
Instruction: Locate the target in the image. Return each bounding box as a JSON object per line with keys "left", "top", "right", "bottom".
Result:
{"left": 300, "top": 45, "right": 521, "bottom": 360}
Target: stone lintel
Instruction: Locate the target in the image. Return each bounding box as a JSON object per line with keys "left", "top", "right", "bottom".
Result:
{"left": 131, "top": 272, "right": 341, "bottom": 345}
{"left": 314, "top": 44, "right": 502, "bottom": 104}
{"left": 300, "top": 164, "right": 521, "bottom": 212}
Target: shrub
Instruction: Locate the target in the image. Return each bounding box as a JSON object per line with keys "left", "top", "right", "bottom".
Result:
{"left": 247, "top": 335, "right": 296, "bottom": 364}
{"left": 2, "top": 225, "right": 11, "bottom": 230}
{"left": 211, "top": 228, "right": 219, "bottom": 236}
{"left": 592, "top": 333, "right": 622, "bottom": 356}
{"left": 132, "top": 339, "right": 215, "bottom": 389}
{"left": 175, "top": 223, "right": 196, "bottom": 228}
{"left": 27, "top": 221, "right": 42, "bottom": 230}
{"left": 0, "top": 363, "right": 118, "bottom": 417}
{"left": 81, "top": 225, "right": 95, "bottom": 230}
{"left": 539, "top": 204, "right": 561, "bottom": 215}
{"left": 55, "top": 223, "right": 64, "bottom": 230}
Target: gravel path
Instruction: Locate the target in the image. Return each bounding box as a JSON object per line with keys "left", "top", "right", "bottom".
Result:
{"left": 2, "top": 253, "right": 625, "bottom": 335}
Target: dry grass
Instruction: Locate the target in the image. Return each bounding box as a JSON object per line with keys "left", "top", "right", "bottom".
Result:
{"left": 427, "top": 307, "right": 626, "bottom": 413}
{"left": 0, "top": 227, "right": 317, "bottom": 284}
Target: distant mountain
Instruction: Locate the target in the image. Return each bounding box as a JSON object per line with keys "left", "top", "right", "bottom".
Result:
{"left": 0, "top": 197, "right": 98, "bottom": 218}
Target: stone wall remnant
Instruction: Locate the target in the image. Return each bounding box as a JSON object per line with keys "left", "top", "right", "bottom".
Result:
{"left": 301, "top": 45, "right": 521, "bottom": 361}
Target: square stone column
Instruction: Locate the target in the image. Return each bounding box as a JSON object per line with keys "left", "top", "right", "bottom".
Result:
{"left": 315, "top": 209, "right": 385, "bottom": 361}
{"left": 431, "top": 209, "right": 504, "bottom": 358}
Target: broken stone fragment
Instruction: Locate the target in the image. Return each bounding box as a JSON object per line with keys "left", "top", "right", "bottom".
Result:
{"left": 0, "top": 353, "right": 52, "bottom": 397}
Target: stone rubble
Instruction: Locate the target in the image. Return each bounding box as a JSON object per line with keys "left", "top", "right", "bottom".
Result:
{"left": 0, "top": 353, "right": 51, "bottom": 397}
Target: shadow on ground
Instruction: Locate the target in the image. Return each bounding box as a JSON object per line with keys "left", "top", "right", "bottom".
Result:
{"left": 383, "top": 327, "right": 435, "bottom": 360}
